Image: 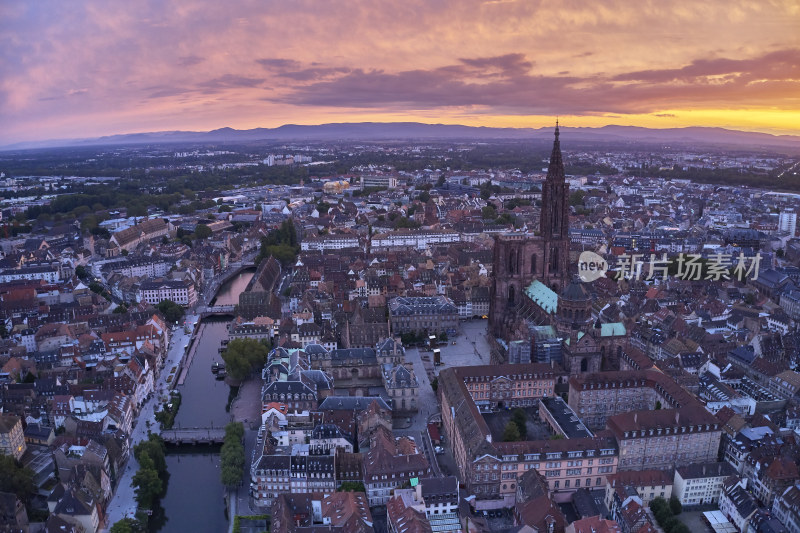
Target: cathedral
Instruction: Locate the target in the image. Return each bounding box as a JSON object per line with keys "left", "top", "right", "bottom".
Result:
{"left": 489, "top": 124, "right": 571, "bottom": 336}
{"left": 488, "top": 125, "right": 628, "bottom": 373}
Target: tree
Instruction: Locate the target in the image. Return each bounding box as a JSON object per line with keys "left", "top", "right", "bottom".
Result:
{"left": 221, "top": 338, "right": 269, "bottom": 380}
{"left": 221, "top": 422, "right": 245, "bottom": 487}
{"left": 338, "top": 481, "right": 367, "bottom": 492}
{"left": 257, "top": 218, "right": 300, "bottom": 267}
{"left": 127, "top": 204, "right": 147, "bottom": 217}
{"left": 481, "top": 206, "right": 497, "bottom": 219}
{"left": 0, "top": 455, "right": 35, "bottom": 504}
{"left": 495, "top": 213, "right": 515, "bottom": 226}
{"left": 569, "top": 190, "right": 586, "bottom": 206}
{"left": 418, "top": 190, "right": 431, "bottom": 203}
{"left": 650, "top": 497, "right": 668, "bottom": 515}
{"left": 156, "top": 299, "right": 184, "bottom": 324}
{"left": 669, "top": 495, "right": 682, "bottom": 515}
{"left": 132, "top": 453, "right": 163, "bottom": 509}
{"left": 431, "top": 377, "right": 438, "bottom": 392}
{"left": 671, "top": 524, "right": 691, "bottom": 533}
{"left": 194, "top": 224, "right": 212, "bottom": 240}
{"left": 75, "top": 265, "right": 88, "bottom": 278}
{"left": 503, "top": 421, "right": 521, "bottom": 442}
{"left": 662, "top": 516, "right": 680, "bottom": 533}
{"left": 395, "top": 217, "right": 420, "bottom": 229}
{"left": 110, "top": 517, "right": 144, "bottom": 533}
{"left": 134, "top": 435, "right": 168, "bottom": 482}
{"left": 511, "top": 409, "right": 528, "bottom": 439}
{"left": 655, "top": 401, "right": 662, "bottom": 410}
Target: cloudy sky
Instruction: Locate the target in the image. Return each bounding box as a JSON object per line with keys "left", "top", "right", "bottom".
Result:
{"left": 2, "top": 0, "right": 799, "bottom": 143}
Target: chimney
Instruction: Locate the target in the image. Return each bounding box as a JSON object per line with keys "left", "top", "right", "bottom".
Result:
{"left": 675, "top": 412, "right": 680, "bottom": 425}
{"left": 634, "top": 413, "right": 637, "bottom": 424}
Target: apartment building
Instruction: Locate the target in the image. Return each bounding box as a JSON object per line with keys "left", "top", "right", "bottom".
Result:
{"left": 138, "top": 279, "right": 197, "bottom": 306}
{"left": 607, "top": 407, "right": 722, "bottom": 471}
{"left": 250, "top": 455, "right": 291, "bottom": 508}
{"left": 300, "top": 234, "right": 360, "bottom": 251}
{"left": 568, "top": 369, "right": 698, "bottom": 430}
{"left": 363, "top": 426, "right": 432, "bottom": 506}
{"left": 371, "top": 230, "right": 460, "bottom": 251}
{"left": 604, "top": 470, "right": 673, "bottom": 510}
{"left": 773, "top": 485, "right": 800, "bottom": 533}
{"left": 0, "top": 414, "right": 26, "bottom": 460}
{"left": 360, "top": 174, "right": 397, "bottom": 189}
{"left": 672, "top": 462, "right": 736, "bottom": 507}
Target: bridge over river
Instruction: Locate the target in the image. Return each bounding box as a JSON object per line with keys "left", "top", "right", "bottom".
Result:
{"left": 198, "top": 304, "right": 236, "bottom": 317}
{"left": 161, "top": 427, "right": 226, "bottom": 445}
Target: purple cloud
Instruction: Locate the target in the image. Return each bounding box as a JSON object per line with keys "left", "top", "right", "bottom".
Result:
{"left": 274, "top": 49, "right": 800, "bottom": 115}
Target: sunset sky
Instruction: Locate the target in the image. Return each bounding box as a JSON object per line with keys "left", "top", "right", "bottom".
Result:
{"left": 1, "top": 0, "right": 799, "bottom": 144}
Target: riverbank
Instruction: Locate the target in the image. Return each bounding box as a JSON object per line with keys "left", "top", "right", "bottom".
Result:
{"left": 176, "top": 321, "right": 204, "bottom": 386}
{"left": 230, "top": 378, "right": 262, "bottom": 425}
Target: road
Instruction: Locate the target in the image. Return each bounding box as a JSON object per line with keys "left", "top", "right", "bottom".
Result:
{"left": 103, "top": 314, "right": 198, "bottom": 528}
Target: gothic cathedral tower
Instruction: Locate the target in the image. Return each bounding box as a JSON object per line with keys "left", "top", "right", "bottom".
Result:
{"left": 489, "top": 124, "right": 571, "bottom": 337}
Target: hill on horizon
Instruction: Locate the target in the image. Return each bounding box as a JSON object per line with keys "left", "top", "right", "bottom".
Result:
{"left": 3, "top": 122, "right": 800, "bottom": 151}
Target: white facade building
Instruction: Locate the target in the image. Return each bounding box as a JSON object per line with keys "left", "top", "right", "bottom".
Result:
{"left": 300, "top": 235, "right": 360, "bottom": 251}
{"left": 371, "top": 230, "right": 460, "bottom": 251}
{"left": 138, "top": 279, "right": 197, "bottom": 306}
{"left": 673, "top": 462, "right": 736, "bottom": 507}
{"left": 779, "top": 210, "right": 797, "bottom": 236}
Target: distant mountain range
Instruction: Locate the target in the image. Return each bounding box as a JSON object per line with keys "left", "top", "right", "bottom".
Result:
{"left": 4, "top": 122, "right": 800, "bottom": 151}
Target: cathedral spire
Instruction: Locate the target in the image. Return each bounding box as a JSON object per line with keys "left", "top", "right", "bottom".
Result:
{"left": 547, "top": 121, "right": 564, "bottom": 181}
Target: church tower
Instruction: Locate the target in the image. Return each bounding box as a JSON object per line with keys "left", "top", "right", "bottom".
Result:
{"left": 489, "top": 124, "right": 572, "bottom": 337}
{"left": 540, "top": 122, "right": 570, "bottom": 241}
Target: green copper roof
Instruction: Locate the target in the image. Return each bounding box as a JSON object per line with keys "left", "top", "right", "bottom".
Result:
{"left": 525, "top": 280, "right": 558, "bottom": 315}
{"left": 600, "top": 322, "right": 626, "bottom": 337}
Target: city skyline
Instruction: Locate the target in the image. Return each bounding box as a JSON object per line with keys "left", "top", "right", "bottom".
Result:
{"left": 2, "top": 0, "right": 799, "bottom": 144}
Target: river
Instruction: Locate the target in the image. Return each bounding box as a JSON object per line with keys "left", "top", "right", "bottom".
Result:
{"left": 154, "top": 268, "right": 255, "bottom": 532}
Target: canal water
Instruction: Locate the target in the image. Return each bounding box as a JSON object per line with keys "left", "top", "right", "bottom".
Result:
{"left": 155, "top": 268, "right": 255, "bottom": 532}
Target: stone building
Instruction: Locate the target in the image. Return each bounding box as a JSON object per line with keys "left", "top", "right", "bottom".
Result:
{"left": 388, "top": 296, "right": 459, "bottom": 336}
{"left": 382, "top": 364, "right": 419, "bottom": 412}
{"left": 568, "top": 367, "right": 698, "bottom": 430}
{"left": 489, "top": 125, "right": 571, "bottom": 338}
{"left": 238, "top": 256, "right": 282, "bottom": 320}
{"left": 341, "top": 305, "right": 390, "bottom": 349}
{"left": 607, "top": 407, "right": 722, "bottom": 471}
{"left": 438, "top": 364, "right": 618, "bottom": 506}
